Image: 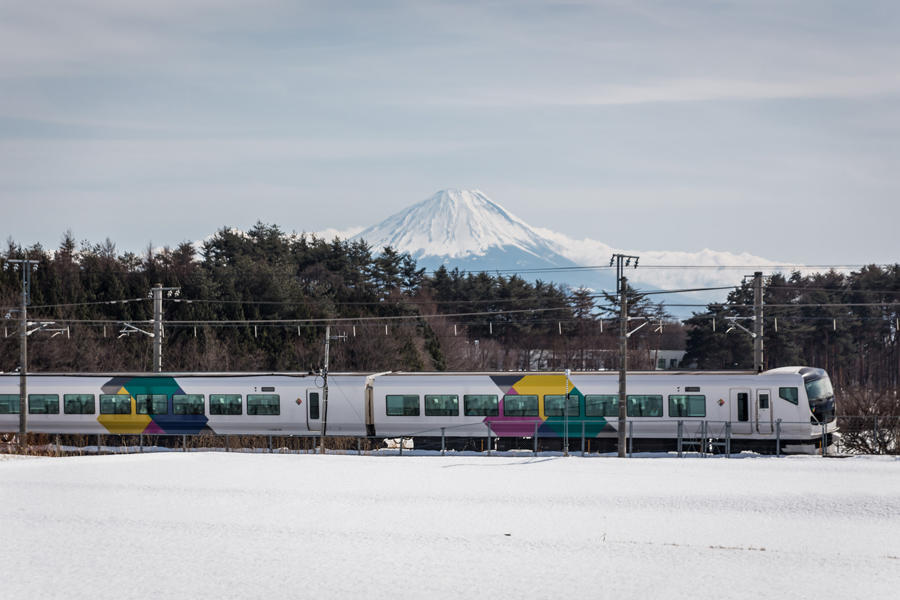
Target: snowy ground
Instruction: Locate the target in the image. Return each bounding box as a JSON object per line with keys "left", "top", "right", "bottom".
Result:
{"left": 1, "top": 453, "right": 898, "bottom": 599}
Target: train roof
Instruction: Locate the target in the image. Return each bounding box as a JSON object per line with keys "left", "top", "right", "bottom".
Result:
{"left": 0, "top": 368, "right": 812, "bottom": 378}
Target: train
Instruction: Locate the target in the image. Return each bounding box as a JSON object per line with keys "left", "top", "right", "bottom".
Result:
{"left": 0, "top": 366, "right": 837, "bottom": 453}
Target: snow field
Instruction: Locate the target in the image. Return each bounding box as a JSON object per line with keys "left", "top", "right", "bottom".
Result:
{"left": 1, "top": 453, "right": 898, "bottom": 599}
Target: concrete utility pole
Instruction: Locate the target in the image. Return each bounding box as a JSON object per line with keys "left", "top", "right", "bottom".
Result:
{"left": 564, "top": 368, "right": 570, "bottom": 457}
{"left": 320, "top": 324, "right": 331, "bottom": 454}
{"left": 153, "top": 284, "right": 163, "bottom": 372}
{"left": 611, "top": 253, "right": 639, "bottom": 458}
{"left": 150, "top": 284, "right": 180, "bottom": 373}
{"left": 618, "top": 277, "right": 628, "bottom": 458}
{"left": 753, "top": 271, "right": 764, "bottom": 372}
{"left": 8, "top": 258, "right": 38, "bottom": 451}
{"left": 319, "top": 324, "right": 346, "bottom": 454}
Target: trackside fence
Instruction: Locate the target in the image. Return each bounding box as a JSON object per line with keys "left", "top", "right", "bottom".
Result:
{"left": 1, "top": 416, "right": 897, "bottom": 457}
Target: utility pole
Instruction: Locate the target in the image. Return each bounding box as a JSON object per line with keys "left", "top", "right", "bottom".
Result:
{"left": 150, "top": 284, "right": 179, "bottom": 373}
{"left": 753, "top": 271, "right": 764, "bottom": 372}
{"left": 618, "top": 276, "right": 628, "bottom": 458}
{"left": 564, "top": 368, "right": 570, "bottom": 457}
{"left": 320, "top": 324, "right": 346, "bottom": 454}
{"left": 8, "top": 259, "right": 38, "bottom": 451}
{"left": 610, "top": 253, "right": 639, "bottom": 458}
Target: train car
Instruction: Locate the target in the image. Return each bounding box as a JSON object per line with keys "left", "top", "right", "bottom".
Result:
{"left": 0, "top": 366, "right": 837, "bottom": 452}
{"left": 364, "top": 367, "right": 836, "bottom": 452}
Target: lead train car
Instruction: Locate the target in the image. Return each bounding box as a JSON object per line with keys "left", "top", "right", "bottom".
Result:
{"left": 0, "top": 367, "right": 836, "bottom": 452}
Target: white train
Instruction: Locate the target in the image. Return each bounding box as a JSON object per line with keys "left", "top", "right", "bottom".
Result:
{"left": 0, "top": 366, "right": 836, "bottom": 452}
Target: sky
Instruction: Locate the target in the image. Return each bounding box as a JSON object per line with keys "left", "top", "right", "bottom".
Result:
{"left": 2, "top": 0, "right": 899, "bottom": 265}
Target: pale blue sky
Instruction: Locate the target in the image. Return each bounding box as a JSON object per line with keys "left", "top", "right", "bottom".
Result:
{"left": 2, "top": 0, "right": 898, "bottom": 264}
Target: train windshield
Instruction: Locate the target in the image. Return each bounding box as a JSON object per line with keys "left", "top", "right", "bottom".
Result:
{"left": 805, "top": 376, "right": 834, "bottom": 402}
{"left": 804, "top": 373, "right": 836, "bottom": 424}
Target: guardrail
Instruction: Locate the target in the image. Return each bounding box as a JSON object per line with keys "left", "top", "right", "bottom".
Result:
{"left": 2, "top": 415, "right": 896, "bottom": 456}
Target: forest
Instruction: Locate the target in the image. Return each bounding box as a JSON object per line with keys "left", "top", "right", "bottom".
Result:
{"left": 1, "top": 223, "right": 898, "bottom": 419}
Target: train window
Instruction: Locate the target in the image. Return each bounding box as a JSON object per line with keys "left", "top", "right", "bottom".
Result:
{"left": 779, "top": 387, "right": 799, "bottom": 405}
{"left": 544, "top": 395, "right": 580, "bottom": 417}
{"left": 210, "top": 394, "right": 242, "bottom": 415}
{"left": 386, "top": 395, "right": 419, "bottom": 416}
{"left": 503, "top": 395, "right": 538, "bottom": 417}
{"left": 136, "top": 394, "right": 168, "bottom": 415}
{"left": 64, "top": 394, "right": 95, "bottom": 415}
{"left": 585, "top": 395, "right": 618, "bottom": 417}
{"left": 248, "top": 394, "right": 280, "bottom": 416}
{"left": 309, "top": 392, "right": 320, "bottom": 420}
{"left": 173, "top": 394, "right": 205, "bottom": 415}
{"left": 759, "top": 393, "right": 770, "bottom": 409}
{"left": 464, "top": 395, "right": 498, "bottom": 416}
{"left": 100, "top": 394, "right": 132, "bottom": 415}
{"left": 737, "top": 393, "right": 749, "bottom": 421}
{"left": 425, "top": 394, "right": 458, "bottom": 416}
{"left": 626, "top": 395, "right": 663, "bottom": 417}
{"left": 0, "top": 394, "right": 20, "bottom": 414}
{"left": 27, "top": 394, "right": 59, "bottom": 415}
{"left": 668, "top": 395, "right": 706, "bottom": 418}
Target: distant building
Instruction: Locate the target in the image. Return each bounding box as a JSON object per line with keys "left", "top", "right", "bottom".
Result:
{"left": 524, "top": 348, "right": 688, "bottom": 371}
{"left": 653, "top": 350, "right": 687, "bottom": 370}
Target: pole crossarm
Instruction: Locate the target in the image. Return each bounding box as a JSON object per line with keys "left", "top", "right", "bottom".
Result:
{"left": 118, "top": 322, "right": 154, "bottom": 339}
{"left": 725, "top": 318, "right": 756, "bottom": 338}
{"left": 626, "top": 320, "right": 650, "bottom": 338}
{"left": 26, "top": 321, "right": 59, "bottom": 336}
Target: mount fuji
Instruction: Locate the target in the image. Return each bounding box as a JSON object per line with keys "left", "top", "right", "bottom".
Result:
{"left": 353, "top": 189, "right": 596, "bottom": 276}
{"left": 349, "top": 189, "right": 784, "bottom": 310}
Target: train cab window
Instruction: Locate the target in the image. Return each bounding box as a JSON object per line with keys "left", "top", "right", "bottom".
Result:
{"left": 210, "top": 394, "right": 242, "bottom": 415}
{"left": 464, "top": 395, "right": 498, "bottom": 416}
{"left": 626, "top": 395, "right": 663, "bottom": 417}
{"left": 779, "top": 387, "right": 799, "bottom": 405}
{"left": 173, "top": 394, "right": 205, "bottom": 415}
{"left": 248, "top": 394, "right": 280, "bottom": 415}
{"left": 136, "top": 394, "right": 168, "bottom": 415}
{"left": 28, "top": 394, "right": 59, "bottom": 414}
{"left": 668, "top": 395, "right": 706, "bottom": 418}
{"left": 386, "top": 395, "right": 419, "bottom": 416}
{"left": 425, "top": 394, "right": 458, "bottom": 416}
{"left": 544, "top": 395, "right": 580, "bottom": 417}
{"left": 585, "top": 395, "right": 618, "bottom": 417}
{"left": 0, "top": 394, "right": 20, "bottom": 414}
{"left": 64, "top": 394, "right": 96, "bottom": 415}
{"left": 100, "top": 394, "right": 132, "bottom": 415}
{"left": 503, "top": 394, "right": 538, "bottom": 417}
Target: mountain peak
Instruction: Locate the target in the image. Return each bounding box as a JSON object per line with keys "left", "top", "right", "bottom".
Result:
{"left": 353, "top": 189, "right": 557, "bottom": 260}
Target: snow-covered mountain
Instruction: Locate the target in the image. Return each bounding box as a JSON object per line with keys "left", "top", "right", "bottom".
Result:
{"left": 353, "top": 189, "right": 581, "bottom": 272}
{"left": 350, "top": 189, "right": 787, "bottom": 313}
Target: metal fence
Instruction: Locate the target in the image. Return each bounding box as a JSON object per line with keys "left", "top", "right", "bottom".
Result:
{"left": 2, "top": 415, "right": 897, "bottom": 457}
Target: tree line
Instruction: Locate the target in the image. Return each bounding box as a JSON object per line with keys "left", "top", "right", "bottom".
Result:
{"left": 1, "top": 224, "right": 898, "bottom": 411}
{"left": 0, "top": 224, "right": 677, "bottom": 375}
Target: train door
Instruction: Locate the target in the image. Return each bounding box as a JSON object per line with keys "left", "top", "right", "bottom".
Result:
{"left": 756, "top": 388, "right": 773, "bottom": 434}
{"left": 306, "top": 389, "right": 322, "bottom": 431}
{"left": 729, "top": 388, "right": 752, "bottom": 434}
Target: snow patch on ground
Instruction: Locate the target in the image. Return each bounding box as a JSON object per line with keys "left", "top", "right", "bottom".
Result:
{"left": 1, "top": 453, "right": 897, "bottom": 598}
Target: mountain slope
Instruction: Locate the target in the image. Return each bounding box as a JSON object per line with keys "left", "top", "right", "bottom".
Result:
{"left": 354, "top": 189, "right": 570, "bottom": 263}
{"left": 352, "top": 189, "right": 604, "bottom": 284}
{"left": 349, "top": 189, "right": 784, "bottom": 312}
